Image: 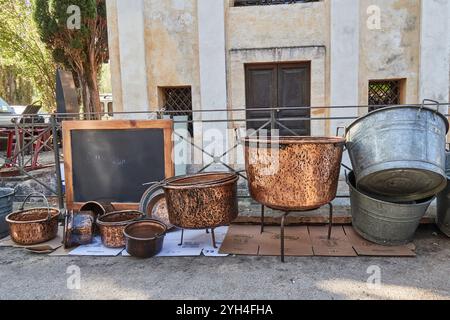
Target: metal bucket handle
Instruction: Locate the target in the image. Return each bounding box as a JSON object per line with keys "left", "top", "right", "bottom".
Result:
{"left": 419, "top": 99, "right": 441, "bottom": 115}
{"left": 336, "top": 126, "right": 347, "bottom": 138}
{"left": 19, "top": 192, "right": 52, "bottom": 221}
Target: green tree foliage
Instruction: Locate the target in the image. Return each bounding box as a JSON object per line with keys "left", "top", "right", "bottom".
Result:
{"left": 0, "top": 0, "right": 56, "bottom": 110}
{"left": 33, "top": 0, "right": 108, "bottom": 117}
{"left": 0, "top": 64, "right": 34, "bottom": 105}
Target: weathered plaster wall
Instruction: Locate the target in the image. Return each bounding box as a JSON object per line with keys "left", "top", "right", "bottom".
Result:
{"left": 144, "top": 0, "right": 201, "bottom": 112}
{"left": 198, "top": 0, "right": 228, "bottom": 163}
{"left": 419, "top": 0, "right": 450, "bottom": 108}
{"left": 330, "top": 0, "right": 359, "bottom": 127}
{"left": 105, "top": 0, "right": 123, "bottom": 112}
{"left": 359, "top": 0, "right": 421, "bottom": 108}
{"left": 226, "top": 1, "right": 330, "bottom": 136}
{"left": 116, "top": 0, "right": 149, "bottom": 115}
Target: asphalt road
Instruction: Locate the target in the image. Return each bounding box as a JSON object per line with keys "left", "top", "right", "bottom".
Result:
{"left": 0, "top": 225, "right": 449, "bottom": 300}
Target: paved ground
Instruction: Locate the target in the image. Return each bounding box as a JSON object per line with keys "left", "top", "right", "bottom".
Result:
{"left": 0, "top": 225, "right": 449, "bottom": 300}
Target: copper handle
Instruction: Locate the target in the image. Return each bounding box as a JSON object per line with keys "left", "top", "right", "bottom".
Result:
{"left": 20, "top": 192, "right": 51, "bottom": 220}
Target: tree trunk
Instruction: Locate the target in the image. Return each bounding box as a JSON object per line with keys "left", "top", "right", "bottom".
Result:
{"left": 86, "top": 66, "right": 101, "bottom": 119}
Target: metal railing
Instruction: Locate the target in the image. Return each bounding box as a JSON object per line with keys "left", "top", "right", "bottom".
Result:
{"left": 0, "top": 103, "right": 448, "bottom": 208}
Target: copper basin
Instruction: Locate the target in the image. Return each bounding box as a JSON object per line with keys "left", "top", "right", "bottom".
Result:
{"left": 96, "top": 210, "right": 143, "bottom": 248}
{"left": 163, "top": 172, "right": 239, "bottom": 229}
{"left": 244, "top": 136, "right": 345, "bottom": 211}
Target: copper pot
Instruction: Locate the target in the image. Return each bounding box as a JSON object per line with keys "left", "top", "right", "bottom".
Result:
{"left": 6, "top": 193, "right": 60, "bottom": 245}
{"left": 96, "top": 210, "right": 143, "bottom": 248}
{"left": 244, "top": 137, "right": 345, "bottom": 211}
{"left": 124, "top": 219, "right": 167, "bottom": 258}
{"left": 64, "top": 210, "right": 95, "bottom": 248}
{"left": 155, "top": 172, "right": 239, "bottom": 229}
{"left": 79, "top": 201, "right": 115, "bottom": 218}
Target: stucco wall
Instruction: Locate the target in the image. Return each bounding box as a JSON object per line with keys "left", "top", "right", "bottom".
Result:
{"left": 106, "top": 0, "right": 450, "bottom": 130}
{"left": 227, "top": 1, "right": 327, "bottom": 49}
{"left": 144, "top": 0, "right": 201, "bottom": 112}
{"left": 359, "top": 0, "right": 421, "bottom": 108}
{"left": 227, "top": 1, "right": 330, "bottom": 135}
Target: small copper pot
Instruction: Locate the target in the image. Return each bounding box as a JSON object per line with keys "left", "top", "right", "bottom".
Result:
{"left": 96, "top": 210, "right": 143, "bottom": 248}
{"left": 79, "top": 201, "right": 115, "bottom": 218}
{"left": 64, "top": 210, "right": 95, "bottom": 248}
{"left": 6, "top": 193, "right": 60, "bottom": 245}
{"left": 124, "top": 219, "right": 167, "bottom": 258}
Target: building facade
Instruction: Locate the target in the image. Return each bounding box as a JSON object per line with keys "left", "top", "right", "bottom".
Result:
{"left": 106, "top": 0, "right": 450, "bottom": 141}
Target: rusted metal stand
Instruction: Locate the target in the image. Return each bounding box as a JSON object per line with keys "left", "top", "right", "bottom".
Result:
{"left": 260, "top": 203, "right": 334, "bottom": 263}
{"left": 178, "top": 228, "right": 218, "bottom": 248}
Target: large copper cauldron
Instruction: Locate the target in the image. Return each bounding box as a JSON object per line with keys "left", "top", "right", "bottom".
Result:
{"left": 158, "top": 172, "right": 239, "bottom": 229}
{"left": 245, "top": 137, "right": 345, "bottom": 211}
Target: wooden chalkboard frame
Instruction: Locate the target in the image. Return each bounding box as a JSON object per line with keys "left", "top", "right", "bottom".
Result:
{"left": 63, "top": 120, "right": 174, "bottom": 211}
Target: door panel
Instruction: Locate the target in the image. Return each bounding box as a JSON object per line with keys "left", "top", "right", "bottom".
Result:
{"left": 277, "top": 64, "right": 311, "bottom": 136}
{"left": 245, "top": 62, "right": 311, "bottom": 136}
{"left": 245, "top": 65, "right": 277, "bottom": 132}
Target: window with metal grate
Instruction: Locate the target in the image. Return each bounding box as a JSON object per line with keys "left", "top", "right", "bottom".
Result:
{"left": 161, "top": 87, "right": 193, "bottom": 136}
{"left": 234, "top": 0, "right": 319, "bottom": 6}
{"left": 368, "top": 80, "right": 403, "bottom": 112}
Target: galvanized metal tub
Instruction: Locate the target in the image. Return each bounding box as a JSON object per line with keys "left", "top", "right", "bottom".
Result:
{"left": 346, "top": 106, "right": 449, "bottom": 202}
{"left": 0, "top": 188, "right": 15, "bottom": 238}
{"left": 437, "top": 179, "right": 450, "bottom": 237}
{"left": 347, "top": 171, "right": 433, "bottom": 245}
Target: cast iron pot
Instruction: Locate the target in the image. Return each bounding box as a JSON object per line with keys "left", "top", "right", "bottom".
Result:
{"left": 124, "top": 219, "right": 167, "bottom": 258}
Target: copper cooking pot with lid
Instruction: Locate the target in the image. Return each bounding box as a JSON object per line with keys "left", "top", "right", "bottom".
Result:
{"left": 244, "top": 136, "right": 345, "bottom": 211}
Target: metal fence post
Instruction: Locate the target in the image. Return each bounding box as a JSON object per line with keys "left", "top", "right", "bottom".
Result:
{"left": 51, "top": 115, "right": 64, "bottom": 209}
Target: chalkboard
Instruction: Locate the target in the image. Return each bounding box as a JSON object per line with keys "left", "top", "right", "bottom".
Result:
{"left": 63, "top": 120, "right": 174, "bottom": 210}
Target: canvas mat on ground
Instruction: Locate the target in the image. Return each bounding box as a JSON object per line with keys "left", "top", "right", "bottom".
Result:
{"left": 219, "top": 225, "right": 416, "bottom": 257}
{"left": 51, "top": 226, "right": 230, "bottom": 257}
{"left": 0, "top": 227, "right": 64, "bottom": 253}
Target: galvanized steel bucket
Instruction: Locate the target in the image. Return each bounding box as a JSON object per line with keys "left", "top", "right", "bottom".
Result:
{"left": 345, "top": 103, "right": 449, "bottom": 202}
{"left": 347, "top": 171, "right": 433, "bottom": 245}
{"left": 436, "top": 147, "right": 450, "bottom": 237}
{"left": 0, "top": 188, "right": 15, "bottom": 238}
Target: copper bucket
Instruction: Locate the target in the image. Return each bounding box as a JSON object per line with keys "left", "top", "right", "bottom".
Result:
{"left": 149, "top": 172, "right": 239, "bottom": 229}
{"left": 64, "top": 210, "right": 96, "bottom": 248}
{"left": 244, "top": 136, "right": 345, "bottom": 211}
{"left": 6, "top": 193, "right": 60, "bottom": 245}
{"left": 96, "top": 210, "right": 144, "bottom": 248}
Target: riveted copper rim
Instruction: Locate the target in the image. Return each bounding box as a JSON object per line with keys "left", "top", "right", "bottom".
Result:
{"left": 6, "top": 208, "right": 60, "bottom": 224}
{"left": 245, "top": 136, "right": 344, "bottom": 211}
{"left": 165, "top": 172, "right": 238, "bottom": 190}
{"left": 163, "top": 172, "right": 239, "bottom": 229}
{"left": 124, "top": 219, "right": 167, "bottom": 241}
{"left": 97, "top": 210, "right": 143, "bottom": 227}
{"left": 244, "top": 136, "right": 346, "bottom": 146}
{"left": 6, "top": 208, "right": 60, "bottom": 245}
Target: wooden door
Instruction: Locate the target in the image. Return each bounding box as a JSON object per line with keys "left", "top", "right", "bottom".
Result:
{"left": 245, "top": 62, "right": 311, "bottom": 136}
{"left": 245, "top": 64, "right": 277, "bottom": 133}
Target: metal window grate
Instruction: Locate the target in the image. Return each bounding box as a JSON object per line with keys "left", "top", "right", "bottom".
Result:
{"left": 235, "top": 0, "right": 319, "bottom": 6}
{"left": 162, "top": 87, "right": 193, "bottom": 136}
{"left": 368, "top": 80, "right": 401, "bottom": 112}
